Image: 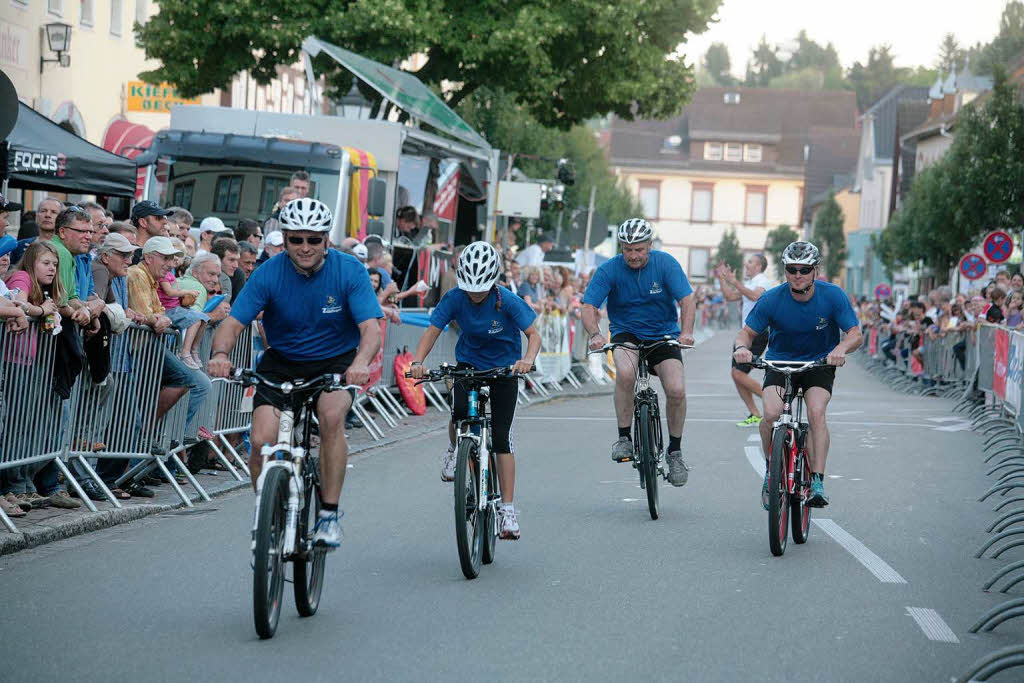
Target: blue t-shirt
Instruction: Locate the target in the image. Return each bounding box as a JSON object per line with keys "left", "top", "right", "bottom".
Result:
{"left": 745, "top": 281, "right": 859, "bottom": 361}
{"left": 430, "top": 286, "right": 537, "bottom": 369}
{"left": 582, "top": 251, "right": 693, "bottom": 339}
{"left": 231, "top": 250, "right": 383, "bottom": 361}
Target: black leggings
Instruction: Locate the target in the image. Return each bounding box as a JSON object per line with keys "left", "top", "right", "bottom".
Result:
{"left": 450, "top": 366, "right": 519, "bottom": 454}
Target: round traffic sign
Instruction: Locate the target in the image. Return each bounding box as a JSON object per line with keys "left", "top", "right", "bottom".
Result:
{"left": 874, "top": 283, "right": 892, "bottom": 300}
{"left": 960, "top": 252, "right": 987, "bottom": 280}
{"left": 984, "top": 231, "right": 1014, "bottom": 263}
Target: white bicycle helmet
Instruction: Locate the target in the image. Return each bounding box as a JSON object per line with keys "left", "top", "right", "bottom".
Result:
{"left": 457, "top": 241, "right": 501, "bottom": 293}
{"left": 781, "top": 241, "right": 821, "bottom": 266}
{"left": 278, "top": 198, "right": 333, "bottom": 233}
{"left": 617, "top": 218, "right": 654, "bottom": 244}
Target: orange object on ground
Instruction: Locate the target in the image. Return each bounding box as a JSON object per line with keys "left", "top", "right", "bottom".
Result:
{"left": 394, "top": 350, "right": 427, "bottom": 415}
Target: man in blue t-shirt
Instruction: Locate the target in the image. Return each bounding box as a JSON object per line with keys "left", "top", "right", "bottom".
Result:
{"left": 581, "top": 218, "right": 696, "bottom": 487}
{"left": 733, "top": 241, "right": 862, "bottom": 509}
{"left": 208, "top": 199, "right": 382, "bottom": 550}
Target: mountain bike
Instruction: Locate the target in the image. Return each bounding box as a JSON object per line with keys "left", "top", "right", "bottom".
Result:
{"left": 593, "top": 338, "right": 691, "bottom": 520}
{"left": 753, "top": 358, "right": 826, "bottom": 557}
{"left": 228, "top": 369, "right": 359, "bottom": 639}
{"left": 408, "top": 364, "right": 528, "bottom": 579}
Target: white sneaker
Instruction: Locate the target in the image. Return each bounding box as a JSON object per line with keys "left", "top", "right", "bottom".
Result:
{"left": 312, "top": 511, "right": 342, "bottom": 550}
{"left": 440, "top": 446, "right": 456, "bottom": 482}
{"left": 498, "top": 504, "right": 520, "bottom": 540}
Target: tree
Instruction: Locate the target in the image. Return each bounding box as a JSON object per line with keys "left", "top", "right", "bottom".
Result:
{"left": 714, "top": 228, "right": 743, "bottom": 274}
{"left": 812, "top": 192, "right": 846, "bottom": 280}
{"left": 703, "top": 42, "right": 735, "bottom": 86}
{"left": 136, "top": 0, "right": 722, "bottom": 129}
{"left": 846, "top": 44, "right": 902, "bottom": 110}
{"left": 969, "top": 1, "right": 1024, "bottom": 75}
{"left": 745, "top": 35, "right": 784, "bottom": 87}
{"left": 935, "top": 33, "right": 964, "bottom": 73}
{"left": 765, "top": 224, "right": 799, "bottom": 279}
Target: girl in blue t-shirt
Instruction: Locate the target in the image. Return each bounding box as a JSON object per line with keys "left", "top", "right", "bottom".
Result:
{"left": 410, "top": 242, "right": 540, "bottom": 540}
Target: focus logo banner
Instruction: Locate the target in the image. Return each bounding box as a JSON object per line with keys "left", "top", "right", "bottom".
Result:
{"left": 11, "top": 150, "right": 67, "bottom": 177}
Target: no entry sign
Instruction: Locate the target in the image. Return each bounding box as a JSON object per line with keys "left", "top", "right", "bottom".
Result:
{"left": 984, "top": 231, "right": 1014, "bottom": 264}
{"left": 960, "top": 252, "right": 987, "bottom": 280}
{"left": 874, "top": 283, "right": 891, "bottom": 300}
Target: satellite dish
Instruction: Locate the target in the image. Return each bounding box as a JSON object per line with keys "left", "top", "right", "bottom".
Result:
{"left": 0, "top": 69, "right": 18, "bottom": 142}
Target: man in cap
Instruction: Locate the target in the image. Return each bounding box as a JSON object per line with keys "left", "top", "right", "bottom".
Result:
{"left": 130, "top": 200, "right": 173, "bottom": 264}
{"left": 257, "top": 230, "right": 284, "bottom": 267}
{"left": 515, "top": 234, "right": 554, "bottom": 267}
{"left": 0, "top": 193, "right": 23, "bottom": 233}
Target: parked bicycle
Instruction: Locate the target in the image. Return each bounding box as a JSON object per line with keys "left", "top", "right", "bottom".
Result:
{"left": 753, "top": 358, "right": 826, "bottom": 557}
{"left": 593, "top": 338, "right": 691, "bottom": 520}
{"left": 227, "top": 368, "right": 360, "bottom": 639}
{"left": 408, "top": 364, "right": 528, "bottom": 579}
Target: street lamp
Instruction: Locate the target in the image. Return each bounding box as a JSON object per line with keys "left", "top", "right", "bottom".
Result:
{"left": 339, "top": 77, "right": 372, "bottom": 120}
{"left": 40, "top": 22, "right": 72, "bottom": 73}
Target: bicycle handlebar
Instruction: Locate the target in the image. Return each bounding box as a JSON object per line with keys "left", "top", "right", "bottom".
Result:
{"left": 404, "top": 363, "right": 534, "bottom": 384}
{"left": 591, "top": 337, "right": 694, "bottom": 354}
{"left": 226, "top": 368, "right": 358, "bottom": 394}
{"left": 752, "top": 357, "right": 829, "bottom": 374}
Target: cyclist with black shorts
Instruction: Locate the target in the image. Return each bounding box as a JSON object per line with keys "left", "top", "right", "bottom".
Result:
{"left": 581, "top": 218, "right": 696, "bottom": 487}
{"left": 409, "top": 242, "right": 540, "bottom": 540}
{"left": 208, "top": 198, "right": 383, "bottom": 550}
{"left": 732, "top": 241, "right": 861, "bottom": 509}
{"left": 716, "top": 254, "right": 771, "bottom": 426}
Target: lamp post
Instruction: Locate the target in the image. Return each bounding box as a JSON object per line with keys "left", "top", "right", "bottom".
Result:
{"left": 339, "top": 77, "right": 372, "bottom": 120}
{"left": 40, "top": 22, "right": 72, "bottom": 73}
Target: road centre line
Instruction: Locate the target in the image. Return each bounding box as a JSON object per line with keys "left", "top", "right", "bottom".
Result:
{"left": 905, "top": 607, "right": 959, "bottom": 643}
{"left": 813, "top": 519, "right": 907, "bottom": 584}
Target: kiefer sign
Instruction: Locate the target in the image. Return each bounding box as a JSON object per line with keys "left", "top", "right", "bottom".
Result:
{"left": 125, "top": 81, "right": 200, "bottom": 112}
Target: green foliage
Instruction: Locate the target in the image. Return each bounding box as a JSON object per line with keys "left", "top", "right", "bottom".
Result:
{"left": 703, "top": 42, "right": 735, "bottom": 86}
{"left": 765, "top": 224, "right": 799, "bottom": 279}
{"left": 135, "top": 0, "right": 721, "bottom": 129}
{"left": 812, "top": 192, "right": 846, "bottom": 279}
{"left": 745, "top": 35, "right": 784, "bottom": 87}
{"left": 968, "top": 1, "right": 1024, "bottom": 75}
{"left": 714, "top": 229, "right": 743, "bottom": 274}
{"left": 936, "top": 33, "right": 965, "bottom": 73}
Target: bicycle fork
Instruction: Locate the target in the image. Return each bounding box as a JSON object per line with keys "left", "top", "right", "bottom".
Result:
{"left": 252, "top": 410, "right": 306, "bottom": 557}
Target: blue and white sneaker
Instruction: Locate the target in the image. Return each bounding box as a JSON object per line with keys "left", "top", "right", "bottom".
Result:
{"left": 312, "top": 510, "right": 342, "bottom": 550}
{"left": 807, "top": 475, "right": 829, "bottom": 508}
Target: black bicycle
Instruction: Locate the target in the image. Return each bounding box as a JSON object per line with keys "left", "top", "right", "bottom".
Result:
{"left": 753, "top": 358, "right": 827, "bottom": 557}
{"left": 228, "top": 369, "right": 358, "bottom": 639}
{"left": 408, "top": 364, "right": 527, "bottom": 579}
{"left": 594, "top": 338, "right": 690, "bottom": 520}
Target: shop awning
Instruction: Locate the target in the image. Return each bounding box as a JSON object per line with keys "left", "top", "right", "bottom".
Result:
{"left": 302, "top": 36, "right": 490, "bottom": 152}
{"left": 1, "top": 103, "right": 138, "bottom": 197}
{"left": 102, "top": 119, "right": 155, "bottom": 198}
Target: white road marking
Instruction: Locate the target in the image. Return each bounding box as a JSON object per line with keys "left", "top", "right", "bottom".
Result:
{"left": 747, "top": 434, "right": 761, "bottom": 442}
{"left": 744, "top": 446, "right": 765, "bottom": 477}
{"left": 622, "top": 498, "right": 640, "bottom": 503}
{"left": 905, "top": 607, "right": 959, "bottom": 643}
{"left": 829, "top": 410, "right": 864, "bottom": 417}
{"left": 926, "top": 417, "right": 960, "bottom": 423}
{"left": 813, "top": 519, "right": 907, "bottom": 584}
{"left": 517, "top": 416, "right": 932, "bottom": 428}
{"left": 828, "top": 474, "right": 842, "bottom": 479}
{"left": 932, "top": 420, "right": 972, "bottom": 432}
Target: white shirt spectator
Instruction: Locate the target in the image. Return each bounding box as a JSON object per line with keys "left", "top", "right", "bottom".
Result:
{"left": 516, "top": 244, "right": 546, "bottom": 267}
{"left": 742, "top": 271, "right": 772, "bottom": 322}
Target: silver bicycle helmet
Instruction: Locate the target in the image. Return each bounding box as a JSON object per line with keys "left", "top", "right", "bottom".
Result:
{"left": 457, "top": 241, "right": 501, "bottom": 293}
{"left": 278, "top": 198, "right": 333, "bottom": 233}
{"left": 781, "top": 241, "right": 821, "bottom": 266}
{"left": 617, "top": 218, "right": 654, "bottom": 244}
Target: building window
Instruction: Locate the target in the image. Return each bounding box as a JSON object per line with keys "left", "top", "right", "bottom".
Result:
{"left": 80, "top": 0, "right": 94, "bottom": 25}
{"left": 703, "top": 142, "right": 722, "bottom": 161}
{"left": 172, "top": 182, "right": 194, "bottom": 211}
{"left": 743, "top": 144, "right": 762, "bottom": 162}
{"left": 135, "top": 0, "right": 148, "bottom": 24}
{"left": 48, "top": 0, "right": 62, "bottom": 15}
{"left": 725, "top": 143, "right": 743, "bottom": 162}
{"left": 638, "top": 181, "right": 660, "bottom": 219}
{"left": 691, "top": 183, "right": 713, "bottom": 223}
{"left": 110, "top": 0, "right": 123, "bottom": 35}
{"left": 213, "top": 175, "right": 243, "bottom": 213}
{"left": 689, "top": 248, "right": 710, "bottom": 280}
{"left": 259, "top": 176, "right": 290, "bottom": 214}
{"left": 745, "top": 185, "right": 767, "bottom": 225}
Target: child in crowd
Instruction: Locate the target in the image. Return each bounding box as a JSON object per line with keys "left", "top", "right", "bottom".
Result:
{"left": 1007, "top": 291, "right": 1024, "bottom": 329}
{"left": 158, "top": 238, "right": 207, "bottom": 369}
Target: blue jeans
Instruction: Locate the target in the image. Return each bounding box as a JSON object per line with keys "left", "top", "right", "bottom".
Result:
{"left": 162, "top": 349, "right": 211, "bottom": 432}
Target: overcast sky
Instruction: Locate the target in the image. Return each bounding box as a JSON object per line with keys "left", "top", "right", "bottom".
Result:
{"left": 682, "top": 0, "right": 1010, "bottom": 77}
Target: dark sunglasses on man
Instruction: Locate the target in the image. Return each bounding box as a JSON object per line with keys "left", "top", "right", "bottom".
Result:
{"left": 785, "top": 265, "right": 814, "bottom": 275}
{"left": 286, "top": 236, "right": 324, "bottom": 246}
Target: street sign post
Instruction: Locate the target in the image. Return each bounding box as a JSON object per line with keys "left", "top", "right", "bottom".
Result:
{"left": 983, "top": 231, "right": 1014, "bottom": 264}
{"left": 960, "top": 252, "right": 988, "bottom": 281}
{"left": 874, "top": 283, "right": 892, "bottom": 300}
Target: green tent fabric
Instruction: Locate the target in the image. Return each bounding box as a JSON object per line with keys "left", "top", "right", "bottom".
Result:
{"left": 303, "top": 37, "right": 490, "bottom": 151}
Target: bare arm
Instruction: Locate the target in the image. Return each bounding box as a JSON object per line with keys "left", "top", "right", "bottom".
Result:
{"left": 731, "top": 325, "right": 758, "bottom": 363}
{"left": 206, "top": 315, "right": 246, "bottom": 377}
{"left": 351, "top": 318, "right": 382, "bottom": 369}
{"left": 678, "top": 293, "right": 695, "bottom": 338}
{"left": 412, "top": 325, "right": 443, "bottom": 366}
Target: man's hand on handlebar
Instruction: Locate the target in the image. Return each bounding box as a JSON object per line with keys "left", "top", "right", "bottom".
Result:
{"left": 588, "top": 332, "right": 605, "bottom": 352}
{"left": 207, "top": 355, "right": 231, "bottom": 378}
{"left": 826, "top": 347, "right": 847, "bottom": 367}
{"left": 409, "top": 363, "right": 428, "bottom": 379}
{"left": 512, "top": 359, "right": 535, "bottom": 375}
{"left": 346, "top": 361, "right": 370, "bottom": 386}
{"left": 677, "top": 332, "right": 695, "bottom": 347}
{"left": 733, "top": 347, "right": 753, "bottom": 364}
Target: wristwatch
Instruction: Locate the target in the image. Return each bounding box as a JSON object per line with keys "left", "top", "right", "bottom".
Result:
{"left": 733, "top": 344, "right": 748, "bottom": 352}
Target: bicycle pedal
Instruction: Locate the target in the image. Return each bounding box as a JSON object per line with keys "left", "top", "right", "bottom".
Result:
{"left": 614, "top": 456, "right": 632, "bottom": 463}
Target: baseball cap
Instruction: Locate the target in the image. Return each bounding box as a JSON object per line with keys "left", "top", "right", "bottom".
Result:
{"left": 130, "top": 200, "right": 172, "bottom": 221}
{"left": 537, "top": 234, "right": 553, "bottom": 244}
{"left": 352, "top": 243, "right": 368, "bottom": 261}
{"left": 199, "top": 216, "right": 225, "bottom": 234}
{"left": 0, "top": 193, "right": 23, "bottom": 213}
{"left": 142, "top": 236, "right": 183, "bottom": 256}
{"left": 265, "top": 231, "right": 284, "bottom": 247}
{"left": 98, "top": 233, "right": 137, "bottom": 255}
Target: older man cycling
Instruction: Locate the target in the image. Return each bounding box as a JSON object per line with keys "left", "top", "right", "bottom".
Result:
{"left": 208, "top": 198, "right": 382, "bottom": 549}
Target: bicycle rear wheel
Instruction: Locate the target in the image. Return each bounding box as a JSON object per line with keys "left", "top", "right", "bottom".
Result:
{"left": 482, "top": 450, "right": 499, "bottom": 565}
{"left": 639, "top": 403, "right": 659, "bottom": 520}
{"left": 454, "top": 439, "right": 484, "bottom": 579}
{"left": 294, "top": 464, "right": 326, "bottom": 617}
{"left": 253, "top": 466, "right": 288, "bottom": 639}
{"left": 791, "top": 442, "right": 812, "bottom": 544}
{"left": 767, "top": 427, "right": 790, "bottom": 557}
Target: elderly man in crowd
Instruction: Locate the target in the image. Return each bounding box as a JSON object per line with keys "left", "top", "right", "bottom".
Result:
{"left": 212, "top": 237, "right": 242, "bottom": 302}
{"left": 177, "top": 252, "right": 230, "bottom": 319}
{"left": 129, "top": 200, "right": 173, "bottom": 264}
{"left": 35, "top": 197, "right": 62, "bottom": 241}
{"left": 80, "top": 201, "right": 110, "bottom": 254}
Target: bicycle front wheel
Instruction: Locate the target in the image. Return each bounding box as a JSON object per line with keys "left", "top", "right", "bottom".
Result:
{"left": 639, "top": 403, "right": 659, "bottom": 520}
{"left": 791, "top": 444, "right": 812, "bottom": 544}
{"left": 294, "top": 466, "right": 326, "bottom": 617}
{"left": 454, "top": 439, "right": 484, "bottom": 579}
{"left": 482, "top": 450, "right": 499, "bottom": 565}
{"left": 253, "top": 466, "right": 289, "bottom": 639}
{"left": 767, "top": 427, "right": 790, "bottom": 557}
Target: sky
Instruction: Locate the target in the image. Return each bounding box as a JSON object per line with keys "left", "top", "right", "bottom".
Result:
{"left": 682, "top": 0, "right": 1010, "bottom": 78}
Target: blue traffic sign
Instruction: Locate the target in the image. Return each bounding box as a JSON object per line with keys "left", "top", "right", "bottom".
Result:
{"left": 984, "top": 231, "right": 1014, "bottom": 264}
{"left": 960, "top": 253, "right": 987, "bottom": 280}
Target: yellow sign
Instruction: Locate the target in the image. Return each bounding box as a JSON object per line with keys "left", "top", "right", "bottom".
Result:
{"left": 125, "top": 81, "right": 200, "bottom": 112}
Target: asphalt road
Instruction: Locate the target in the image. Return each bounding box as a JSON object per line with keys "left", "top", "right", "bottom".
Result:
{"left": 0, "top": 332, "right": 1014, "bottom": 682}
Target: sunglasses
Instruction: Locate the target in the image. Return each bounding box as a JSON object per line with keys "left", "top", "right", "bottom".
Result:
{"left": 785, "top": 265, "right": 814, "bottom": 275}
{"left": 64, "top": 226, "right": 95, "bottom": 235}
{"left": 286, "top": 236, "right": 325, "bottom": 246}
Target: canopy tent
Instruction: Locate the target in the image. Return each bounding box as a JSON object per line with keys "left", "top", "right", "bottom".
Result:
{"left": 1, "top": 103, "right": 137, "bottom": 197}
{"left": 102, "top": 119, "right": 155, "bottom": 198}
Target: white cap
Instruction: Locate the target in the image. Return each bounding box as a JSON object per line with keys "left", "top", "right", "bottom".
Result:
{"left": 352, "top": 243, "right": 368, "bottom": 261}
{"left": 265, "top": 231, "right": 284, "bottom": 247}
{"left": 199, "top": 216, "right": 225, "bottom": 234}
{"left": 142, "top": 236, "right": 184, "bottom": 256}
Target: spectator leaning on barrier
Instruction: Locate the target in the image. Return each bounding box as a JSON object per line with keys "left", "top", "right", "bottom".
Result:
{"left": 51, "top": 207, "right": 98, "bottom": 330}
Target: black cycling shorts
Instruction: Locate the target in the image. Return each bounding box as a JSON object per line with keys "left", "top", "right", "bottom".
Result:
{"left": 253, "top": 347, "right": 356, "bottom": 411}
{"left": 732, "top": 329, "right": 769, "bottom": 374}
{"left": 450, "top": 363, "right": 520, "bottom": 454}
{"left": 763, "top": 365, "right": 836, "bottom": 396}
{"left": 610, "top": 332, "right": 683, "bottom": 373}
